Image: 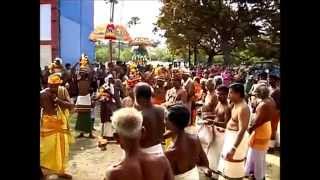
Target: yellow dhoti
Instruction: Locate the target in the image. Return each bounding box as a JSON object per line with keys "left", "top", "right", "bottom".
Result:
{"left": 40, "top": 108, "right": 73, "bottom": 173}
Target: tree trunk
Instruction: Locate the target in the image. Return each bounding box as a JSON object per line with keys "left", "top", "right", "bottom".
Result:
{"left": 194, "top": 46, "right": 197, "bottom": 66}
{"left": 109, "top": 40, "right": 113, "bottom": 62}
{"left": 206, "top": 51, "right": 215, "bottom": 66}
{"left": 222, "top": 40, "right": 231, "bottom": 65}
{"left": 188, "top": 42, "right": 191, "bottom": 67}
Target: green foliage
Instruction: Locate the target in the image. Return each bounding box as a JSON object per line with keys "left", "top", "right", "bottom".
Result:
{"left": 149, "top": 47, "right": 172, "bottom": 62}
{"left": 95, "top": 45, "right": 109, "bottom": 63}
{"left": 156, "top": 0, "right": 280, "bottom": 65}
{"left": 120, "top": 48, "right": 133, "bottom": 61}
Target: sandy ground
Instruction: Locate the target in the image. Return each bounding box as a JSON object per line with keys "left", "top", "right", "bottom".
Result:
{"left": 50, "top": 109, "right": 279, "bottom": 180}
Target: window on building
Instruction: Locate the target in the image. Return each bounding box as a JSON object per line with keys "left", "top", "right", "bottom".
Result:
{"left": 40, "top": 4, "right": 51, "bottom": 41}
{"left": 40, "top": 45, "right": 52, "bottom": 69}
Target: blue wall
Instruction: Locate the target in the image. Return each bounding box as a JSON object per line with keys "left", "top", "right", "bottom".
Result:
{"left": 60, "top": 0, "right": 95, "bottom": 65}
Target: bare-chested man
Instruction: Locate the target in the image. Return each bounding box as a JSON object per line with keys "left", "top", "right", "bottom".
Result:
{"left": 245, "top": 85, "right": 276, "bottom": 180}
{"left": 201, "top": 78, "right": 218, "bottom": 117}
{"left": 105, "top": 108, "right": 174, "bottom": 180}
{"left": 205, "top": 85, "right": 231, "bottom": 179}
{"left": 197, "top": 78, "right": 218, "bottom": 171}
{"left": 269, "top": 75, "right": 280, "bottom": 151}
{"left": 165, "top": 105, "right": 213, "bottom": 180}
{"left": 75, "top": 69, "right": 94, "bottom": 138}
{"left": 182, "top": 71, "right": 195, "bottom": 124}
{"left": 40, "top": 74, "right": 74, "bottom": 179}
{"left": 164, "top": 76, "right": 188, "bottom": 108}
{"left": 218, "top": 83, "right": 250, "bottom": 180}
{"left": 134, "top": 82, "right": 166, "bottom": 154}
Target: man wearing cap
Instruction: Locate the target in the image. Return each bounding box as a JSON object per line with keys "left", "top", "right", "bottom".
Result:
{"left": 40, "top": 73, "right": 74, "bottom": 179}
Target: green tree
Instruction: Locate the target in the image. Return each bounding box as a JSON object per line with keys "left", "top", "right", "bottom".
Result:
{"left": 156, "top": 0, "right": 279, "bottom": 65}
{"left": 96, "top": 44, "right": 109, "bottom": 63}
{"left": 120, "top": 48, "right": 133, "bottom": 61}
{"left": 149, "top": 47, "right": 172, "bottom": 61}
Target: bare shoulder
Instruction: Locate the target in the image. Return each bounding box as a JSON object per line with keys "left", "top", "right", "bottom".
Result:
{"left": 165, "top": 147, "right": 176, "bottom": 160}
{"left": 240, "top": 103, "right": 250, "bottom": 113}
{"left": 187, "top": 133, "right": 200, "bottom": 145}
{"left": 154, "top": 104, "right": 165, "bottom": 112}
{"left": 105, "top": 165, "right": 123, "bottom": 180}
{"left": 156, "top": 154, "right": 172, "bottom": 168}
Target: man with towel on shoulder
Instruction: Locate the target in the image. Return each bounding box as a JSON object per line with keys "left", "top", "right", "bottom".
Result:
{"left": 165, "top": 104, "right": 213, "bottom": 180}
{"left": 104, "top": 108, "right": 174, "bottom": 180}
{"left": 134, "top": 82, "right": 166, "bottom": 155}
{"left": 218, "top": 83, "right": 250, "bottom": 180}
{"left": 245, "top": 84, "right": 276, "bottom": 180}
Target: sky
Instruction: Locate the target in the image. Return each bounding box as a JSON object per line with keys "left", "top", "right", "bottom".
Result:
{"left": 94, "top": 0, "right": 166, "bottom": 47}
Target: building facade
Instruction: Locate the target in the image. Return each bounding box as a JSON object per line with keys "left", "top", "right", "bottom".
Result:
{"left": 40, "top": 0, "right": 59, "bottom": 69}
{"left": 60, "top": 0, "right": 95, "bottom": 65}
{"left": 40, "top": 0, "right": 95, "bottom": 68}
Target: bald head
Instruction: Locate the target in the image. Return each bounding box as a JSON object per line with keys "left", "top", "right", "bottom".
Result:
{"left": 111, "top": 108, "right": 143, "bottom": 138}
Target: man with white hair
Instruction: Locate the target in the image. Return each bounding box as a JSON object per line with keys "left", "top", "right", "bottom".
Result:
{"left": 245, "top": 84, "right": 276, "bottom": 180}
{"left": 104, "top": 108, "right": 174, "bottom": 180}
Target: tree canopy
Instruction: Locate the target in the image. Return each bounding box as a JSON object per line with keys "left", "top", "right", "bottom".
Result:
{"left": 156, "top": 0, "right": 280, "bottom": 65}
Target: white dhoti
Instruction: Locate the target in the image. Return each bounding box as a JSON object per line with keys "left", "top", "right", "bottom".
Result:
{"left": 75, "top": 94, "right": 92, "bottom": 112}
{"left": 76, "top": 94, "right": 91, "bottom": 106}
{"left": 102, "top": 122, "right": 114, "bottom": 137}
{"left": 175, "top": 166, "right": 199, "bottom": 180}
{"left": 207, "top": 127, "right": 225, "bottom": 179}
{"left": 218, "top": 129, "right": 249, "bottom": 180}
{"left": 141, "top": 144, "right": 164, "bottom": 155}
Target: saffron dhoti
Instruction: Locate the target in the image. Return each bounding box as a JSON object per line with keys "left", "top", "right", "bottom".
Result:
{"left": 40, "top": 110, "right": 72, "bottom": 173}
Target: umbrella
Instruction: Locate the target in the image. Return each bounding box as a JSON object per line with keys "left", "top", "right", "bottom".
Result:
{"left": 89, "top": 24, "right": 132, "bottom": 42}
{"left": 129, "top": 37, "right": 155, "bottom": 47}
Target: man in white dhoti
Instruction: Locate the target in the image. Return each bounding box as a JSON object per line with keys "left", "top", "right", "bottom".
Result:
{"left": 164, "top": 105, "right": 213, "bottom": 180}
{"left": 105, "top": 107, "right": 174, "bottom": 180}
{"left": 218, "top": 83, "right": 250, "bottom": 180}
{"left": 206, "top": 85, "right": 231, "bottom": 179}
{"left": 134, "top": 82, "right": 166, "bottom": 155}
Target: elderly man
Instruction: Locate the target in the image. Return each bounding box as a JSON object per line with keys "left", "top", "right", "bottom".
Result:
{"left": 40, "top": 74, "right": 74, "bottom": 179}
{"left": 105, "top": 108, "right": 174, "bottom": 180}
{"left": 245, "top": 84, "right": 276, "bottom": 180}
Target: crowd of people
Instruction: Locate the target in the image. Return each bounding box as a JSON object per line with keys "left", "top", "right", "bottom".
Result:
{"left": 40, "top": 54, "right": 280, "bottom": 180}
